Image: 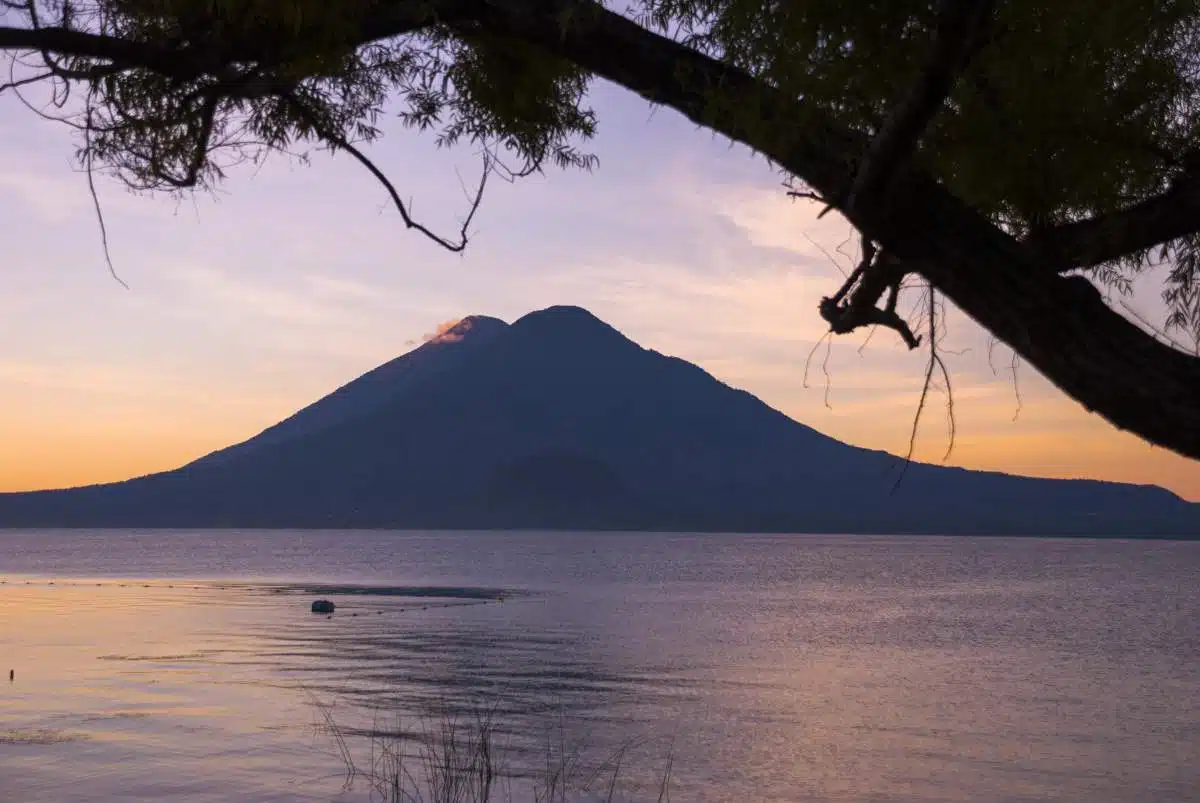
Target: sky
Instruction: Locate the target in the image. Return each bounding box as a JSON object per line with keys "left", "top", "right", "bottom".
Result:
{"left": 1, "top": 78, "right": 1198, "bottom": 501}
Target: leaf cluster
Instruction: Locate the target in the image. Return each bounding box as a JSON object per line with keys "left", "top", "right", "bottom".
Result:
{"left": 640, "top": 0, "right": 1200, "bottom": 334}
{"left": 6, "top": 0, "right": 596, "bottom": 196}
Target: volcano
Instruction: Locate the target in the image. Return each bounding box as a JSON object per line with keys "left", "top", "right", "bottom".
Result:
{"left": 1, "top": 306, "right": 1194, "bottom": 536}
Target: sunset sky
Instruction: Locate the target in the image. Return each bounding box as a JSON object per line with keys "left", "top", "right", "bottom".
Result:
{"left": 1, "top": 79, "right": 1197, "bottom": 501}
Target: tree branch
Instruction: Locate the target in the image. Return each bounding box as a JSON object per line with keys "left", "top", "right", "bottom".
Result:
{"left": 0, "top": 24, "right": 212, "bottom": 77}
{"left": 286, "top": 94, "right": 489, "bottom": 252}
{"left": 83, "top": 89, "right": 130, "bottom": 289}
{"left": 465, "top": 0, "right": 1200, "bottom": 461}
{"left": 1022, "top": 169, "right": 1200, "bottom": 271}
{"left": 845, "top": 0, "right": 995, "bottom": 215}
{"left": 894, "top": 285, "right": 956, "bottom": 490}
{"left": 818, "top": 241, "right": 922, "bottom": 349}
{"left": 0, "top": 65, "right": 54, "bottom": 93}
{"left": 160, "top": 93, "right": 219, "bottom": 188}
{"left": 0, "top": 0, "right": 461, "bottom": 79}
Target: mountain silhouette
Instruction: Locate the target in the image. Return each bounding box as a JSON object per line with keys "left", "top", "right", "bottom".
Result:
{"left": 1, "top": 305, "right": 1195, "bottom": 536}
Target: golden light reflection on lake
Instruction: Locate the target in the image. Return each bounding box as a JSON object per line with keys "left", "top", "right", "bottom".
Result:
{"left": 0, "top": 579, "right": 344, "bottom": 801}
{"left": 0, "top": 531, "right": 1197, "bottom": 803}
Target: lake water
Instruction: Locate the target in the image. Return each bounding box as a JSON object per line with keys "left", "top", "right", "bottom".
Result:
{"left": 0, "top": 531, "right": 1196, "bottom": 802}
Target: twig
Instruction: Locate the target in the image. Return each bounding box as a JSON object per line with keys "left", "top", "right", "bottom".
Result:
{"left": 857, "top": 324, "right": 879, "bottom": 355}
{"left": 934, "top": 351, "right": 956, "bottom": 462}
{"left": 287, "top": 94, "right": 489, "bottom": 253}
{"left": 800, "top": 230, "right": 849, "bottom": 278}
{"left": 1010, "top": 352, "right": 1023, "bottom": 421}
{"left": 84, "top": 97, "right": 129, "bottom": 289}
{"left": 834, "top": 229, "right": 857, "bottom": 269}
{"left": 785, "top": 189, "right": 826, "bottom": 204}
{"left": 0, "top": 66, "right": 53, "bottom": 94}
{"left": 830, "top": 236, "right": 876, "bottom": 304}
{"left": 803, "top": 331, "right": 832, "bottom": 390}
{"left": 821, "top": 334, "right": 834, "bottom": 409}
{"left": 893, "top": 284, "right": 956, "bottom": 491}
{"left": 1119, "top": 299, "right": 1195, "bottom": 353}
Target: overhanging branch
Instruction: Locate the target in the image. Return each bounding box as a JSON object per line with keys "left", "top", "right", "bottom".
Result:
{"left": 0, "top": 0, "right": 461, "bottom": 80}
{"left": 1023, "top": 170, "right": 1200, "bottom": 271}
{"left": 845, "top": 0, "right": 995, "bottom": 214}
{"left": 0, "top": 24, "right": 212, "bottom": 77}
{"left": 465, "top": 0, "right": 1200, "bottom": 461}
{"left": 287, "top": 94, "right": 489, "bottom": 251}
{"left": 819, "top": 241, "right": 922, "bottom": 349}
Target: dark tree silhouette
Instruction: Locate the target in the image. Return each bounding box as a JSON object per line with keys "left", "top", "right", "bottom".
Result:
{"left": 2, "top": 0, "right": 1198, "bottom": 458}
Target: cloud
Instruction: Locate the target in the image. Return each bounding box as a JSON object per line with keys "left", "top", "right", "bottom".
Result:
{"left": 162, "top": 263, "right": 345, "bottom": 326}
{"left": 0, "top": 360, "right": 151, "bottom": 398}
{"left": 302, "top": 274, "right": 383, "bottom": 301}
{"left": 665, "top": 176, "right": 864, "bottom": 275}
{"left": 0, "top": 358, "right": 294, "bottom": 415}
{"left": 0, "top": 132, "right": 152, "bottom": 225}
{"left": 0, "top": 167, "right": 83, "bottom": 223}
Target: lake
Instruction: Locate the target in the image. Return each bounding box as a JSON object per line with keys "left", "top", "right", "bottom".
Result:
{"left": 0, "top": 531, "right": 1197, "bottom": 802}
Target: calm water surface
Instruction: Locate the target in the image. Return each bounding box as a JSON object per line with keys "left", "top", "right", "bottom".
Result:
{"left": 0, "top": 531, "right": 1196, "bottom": 802}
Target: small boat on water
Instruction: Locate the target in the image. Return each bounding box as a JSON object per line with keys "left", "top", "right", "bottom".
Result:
{"left": 311, "top": 599, "right": 336, "bottom": 614}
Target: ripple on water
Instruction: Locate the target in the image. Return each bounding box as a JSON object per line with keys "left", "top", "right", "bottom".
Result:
{"left": 96, "top": 652, "right": 214, "bottom": 662}
{"left": 0, "top": 729, "right": 84, "bottom": 746}
{"left": 0, "top": 533, "right": 1197, "bottom": 803}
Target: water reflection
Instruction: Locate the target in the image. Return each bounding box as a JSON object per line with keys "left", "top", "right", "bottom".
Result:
{"left": 0, "top": 578, "right": 689, "bottom": 802}
{"left": 0, "top": 533, "right": 1198, "bottom": 803}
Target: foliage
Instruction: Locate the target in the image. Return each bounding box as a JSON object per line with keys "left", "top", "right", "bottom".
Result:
{"left": 2, "top": 0, "right": 596, "bottom": 195}
{"left": 643, "top": 0, "right": 1198, "bottom": 222}
{"left": 396, "top": 28, "right": 597, "bottom": 174}
{"left": 640, "top": 0, "right": 1200, "bottom": 334}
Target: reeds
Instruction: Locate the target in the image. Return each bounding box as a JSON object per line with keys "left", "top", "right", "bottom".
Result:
{"left": 310, "top": 697, "right": 673, "bottom": 803}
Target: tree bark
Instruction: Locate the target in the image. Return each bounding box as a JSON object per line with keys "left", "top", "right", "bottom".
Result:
{"left": 464, "top": 0, "right": 1200, "bottom": 461}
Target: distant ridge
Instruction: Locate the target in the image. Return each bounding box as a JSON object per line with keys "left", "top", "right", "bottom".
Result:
{"left": 0, "top": 305, "right": 1195, "bottom": 537}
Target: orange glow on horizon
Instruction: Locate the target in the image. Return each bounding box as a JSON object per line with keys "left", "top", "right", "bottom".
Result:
{"left": 2, "top": 402, "right": 1197, "bottom": 501}
{"left": 0, "top": 427, "right": 231, "bottom": 492}
{"left": 1, "top": 136, "right": 1195, "bottom": 504}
